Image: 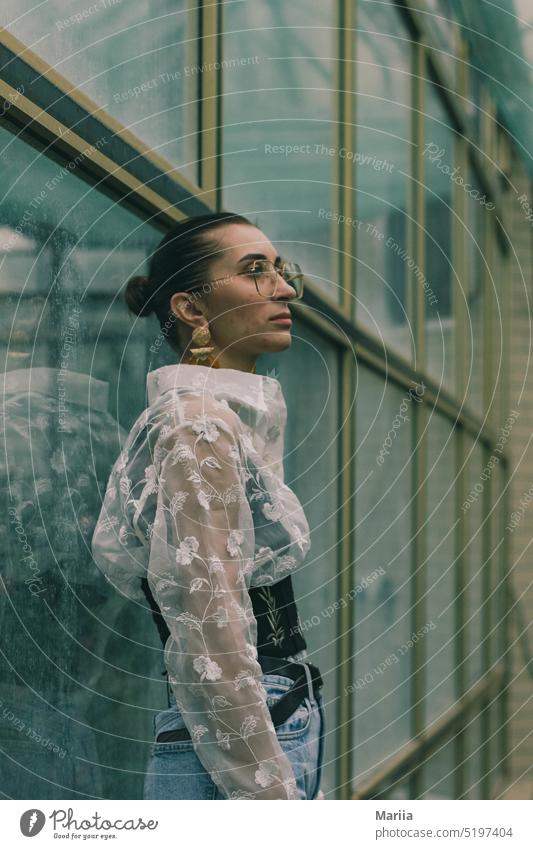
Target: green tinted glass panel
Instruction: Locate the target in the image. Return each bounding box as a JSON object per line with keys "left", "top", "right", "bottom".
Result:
{"left": 258, "top": 318, "right": 341, "bottom": 798}
{"left": 355, "top": 0, "right": 412, "bottom": 360}
{"left": 1, "top": 1, "right": 198, "bottom": 182}
{"left": 221, "top": 0, "right": 339, "bottom": 303}
{"left": 0, "top": 125, "right": 165, "bottom": 799}
{"left": 426, "top": 414, "right": 456, "bottom": 720}
{"left": 352, "top": 369, "right": 413, "bottom": 786}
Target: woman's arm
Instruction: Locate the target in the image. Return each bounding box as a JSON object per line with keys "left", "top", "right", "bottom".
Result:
{"left": 146, "top": 397, "right": 299, "bottom": 800}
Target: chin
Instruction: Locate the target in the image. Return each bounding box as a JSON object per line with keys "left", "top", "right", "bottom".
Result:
{"left": 261, "top": 332, "right": 292, "bottom": 353}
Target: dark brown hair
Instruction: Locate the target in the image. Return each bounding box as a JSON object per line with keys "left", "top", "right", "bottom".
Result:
{"left": 124, "top": 211, "right": 255, "bottom": 352}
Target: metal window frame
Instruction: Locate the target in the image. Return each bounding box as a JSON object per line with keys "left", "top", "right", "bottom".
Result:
{"left": 349, "top": 0, "right": 512, "bottom": 800}
{"left": 0, "top": 20, "right": 212, "bottom": 222}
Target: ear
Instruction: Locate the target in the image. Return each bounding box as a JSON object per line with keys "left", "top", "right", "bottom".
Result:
{"left": 170, "top": 292, "right": 209, "bottom": 334}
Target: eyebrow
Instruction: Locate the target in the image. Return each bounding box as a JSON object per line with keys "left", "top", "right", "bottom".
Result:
{"left": 237, "top": 252, "right": 281, "bottom": 265}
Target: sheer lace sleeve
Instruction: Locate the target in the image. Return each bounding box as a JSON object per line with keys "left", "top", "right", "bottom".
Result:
{"left": 147, "top": 398, "right": 299, "bottom": 800}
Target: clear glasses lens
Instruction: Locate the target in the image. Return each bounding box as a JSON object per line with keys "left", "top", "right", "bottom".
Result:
{"left": 252, "top": 260, "right": 304, "bottom": 299}
{"left": 281, "top": 262, "right": 304, "bottom": 298}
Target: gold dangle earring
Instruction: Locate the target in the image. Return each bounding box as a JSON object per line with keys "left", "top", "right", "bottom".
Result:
{"left": 187, "top": 324, "right": 216, "bottom": 365}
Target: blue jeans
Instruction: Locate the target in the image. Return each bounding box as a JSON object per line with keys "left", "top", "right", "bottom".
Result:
{"left": 143, "top": 669, "right": 326, "bottom": 800}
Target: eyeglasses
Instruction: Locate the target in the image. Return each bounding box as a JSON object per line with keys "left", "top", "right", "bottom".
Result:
{"left": 236, "top": 258, "right": 305, "bottom": 299}
{"left": 185, "top": 258, "right": 305, "bottom": 301}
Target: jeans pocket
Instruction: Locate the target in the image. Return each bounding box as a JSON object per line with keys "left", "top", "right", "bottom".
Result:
{"left": 152, "top": 672, "right": 313, "bottom": 750}
{"left": 151, "top": 705, "right": 195, "bottom": 754}
{"left": 262, "top": 674, "right": 312, "bottom": 739}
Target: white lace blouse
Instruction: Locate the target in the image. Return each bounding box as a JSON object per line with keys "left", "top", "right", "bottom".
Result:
{"left": 91, "top": 363, "right": 312, "bottom": 800}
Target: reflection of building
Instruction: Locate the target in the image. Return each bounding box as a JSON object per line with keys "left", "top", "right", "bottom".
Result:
{"left": 0, "top": 0, "right": 531, "bottom": 800}
{"left": 0, "top": 368, "right": 134, "bottom": 797}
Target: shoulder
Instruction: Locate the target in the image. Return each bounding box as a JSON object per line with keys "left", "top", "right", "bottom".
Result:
{"left": 159, "top": 392, "right": 245, "bottom": 450}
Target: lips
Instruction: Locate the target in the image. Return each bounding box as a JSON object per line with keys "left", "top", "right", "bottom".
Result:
{"left": 270, "top": 313, "right": 292, "bottom": 321}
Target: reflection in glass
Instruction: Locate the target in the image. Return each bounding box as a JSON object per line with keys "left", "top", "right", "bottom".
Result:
{"left": 488, "top": 689, "right": 502, "bottom": 793}
{"left": 221, "top": 1, "right": 339, "bottom": 301}
{"left": 464, "top": 439, "right": 485, "bottom": 688}
{"left": 490, "top": 464, "right": 505, "bottom": 671}
{"left": 462, "top": 710, "right": 484, "bottom": 798}
{"left": 420, "top": 736, "right": 456, "bottom": 798}
{"left": 426, "top": 414, "right": 456, "bottom": 721}
{"left": 1, "top": 1, "right": 198, "bottom": 181}
{"left": 465, "top": 163, "right": 485, "bottom": 416}
{"left": 0, "top": 366, "right": 127, "bottom": 798}
{"left": 355, "top": 0, "right": 413, "bottom": 359}
{"left": 424, "top": 76, "right": 456, "bottom": 392}
{"left": 485, "top": 230, "right": 502, "bottom": 429}
{"left": 381, "top": 781, "right": 410, "bottom": 799}
{"left": 420, "top": 0, "right": 458, "bottom": 87}
{"left": 259, "top": 318, "right": 340, "bottom": 798}
{"left": 466, "top": 64, "right": 484, "bottom": 147}
{"left": 0, "top": 125, "right": 164, "bottom": 798}
{"left": 352, "top": 369, "right": 413, "bottom": 785}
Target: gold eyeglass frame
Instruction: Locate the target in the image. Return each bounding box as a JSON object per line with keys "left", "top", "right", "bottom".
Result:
{"left": 188, "top": 259, "right": 305, "bottom": 301}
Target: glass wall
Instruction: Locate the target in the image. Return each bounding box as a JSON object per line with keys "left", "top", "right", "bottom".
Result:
{"left": 420, "top": 0, "right": 458, "bottom": 88}
{"left": 1, "top": 1, "right": 199, "bottom": 181}
{"left": 462, "top": 711, "right": 484, "bottom": 798}
{"left": 349, "top": 0, "right": 508, "bottom": 803}
{"left": 0, "top": 127, "right": 165, "bottom": 797}
{"left": 352, "top": 368, "right": 413, "bottom": 786}
{"left": 221, "top": 0, "right": 340, "bottom": 302}
{"left": 420, "top": 736, "right": 456, "bottom": 798}
{"left": 354, "top": 0, "right": 413, "bottom": 359}
{"left": 424, "top": 69, "right": 457, "bottom": 393}
{"left": 261, "top": 318, "right": 342, "bottom": 798}
{"left": 464, "top": 438, "right": 485, "bottom": 689}
{"left": 425, "top": 414, "right": 456, "bottom": 721}
{"left": 464, "top": 162, "right": 486, "bottom": 416}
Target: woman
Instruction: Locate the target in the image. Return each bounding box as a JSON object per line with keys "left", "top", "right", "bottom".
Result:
{"left": 91, "top": 212, "right": 326, "bottom": 800}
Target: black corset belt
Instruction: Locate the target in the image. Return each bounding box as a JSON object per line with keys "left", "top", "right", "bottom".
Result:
{"left": 140, "top": 572, "right": 308, "bottom": 660}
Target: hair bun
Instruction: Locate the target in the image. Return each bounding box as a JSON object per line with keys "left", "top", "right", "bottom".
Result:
{"left": 124, "top": 274, "right": 154, "bottom": 317}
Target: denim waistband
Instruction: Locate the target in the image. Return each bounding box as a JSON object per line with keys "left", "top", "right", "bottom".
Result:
{"left": 164, "top": 657, "right": 321, "bottom": 708}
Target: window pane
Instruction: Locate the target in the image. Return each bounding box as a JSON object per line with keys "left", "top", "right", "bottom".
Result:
{"left": 0, "top": 126, "right": 164, "bottom": 798}
{"left": 420, "top": 0, "right": 458, "bottom": 88}
{"left": 221, "top": 1, "right": 340, "bottom": 302}
{"left": 426, "top": 414, "right": 457, "bottom": 721}
{"left": 352, "top": 370, "right": 413, "bottom": 786}
{"left": 0, "top": 129, "right": 163, "bottom": 427}
{"left": 491, "top": 464, "right": 505, "bottom": 668}
{"left": 420, "top": 736, "right": 456, "bottom": 798}
{"left": 466, "top": 64, "right": 485, "bottom": 147}
{"left": 259, "top": 321, "right": 341, "bottom": 798}
{"left": 424, "top": 76, "right": 457, "bottom": 392}
{"left": 355, "top": 0, "right": 413, "bottom": 359}
{"left": 380, "top": 780, "right": 410, "bottom": 799}
{"left": 465, "top": 164, "right": 486, "bottom": 416}
{"left": 488, "top": 695, "right": 502, "bottom": 795}
{"left": 487, "top": 232, "right": 503, "bottom": 428}
{"left": 463, "top": 438, "right": 485, "bottom": 688}
{"left": 1, "top": 1, "right": 198, "bottom": 182}
{"left": 462, "top": 710, "right": 484, "bottom": 798}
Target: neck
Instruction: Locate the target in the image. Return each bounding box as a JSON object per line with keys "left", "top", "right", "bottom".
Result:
{"left": 184, "top": 349, "right": 257, "bottom": 374}
{"left": 213, "top": 351, "right": 257, "bottom": 374}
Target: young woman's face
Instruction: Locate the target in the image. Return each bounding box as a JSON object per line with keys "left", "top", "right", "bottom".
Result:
{"left": 200, "top": 223, "right": 299, "bottom": 359}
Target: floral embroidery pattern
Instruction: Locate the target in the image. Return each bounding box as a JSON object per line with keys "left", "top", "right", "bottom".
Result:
{"left": 257, "top": 586, "right": 285, "bottom": 647}
{"left": 193, "top": 655, "right": 222, "bottom": 681}
{"left": 92, "top": 364, "right": 312, "bottom": 799}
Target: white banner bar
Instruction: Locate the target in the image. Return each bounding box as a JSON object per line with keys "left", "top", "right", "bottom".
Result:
{"left": 2, "top": 799, "right": 531, "bottom": 848}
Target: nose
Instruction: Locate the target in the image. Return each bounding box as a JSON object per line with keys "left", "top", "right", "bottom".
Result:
{"left": 274, "top": 270, "right": 298, "bottom": 300}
